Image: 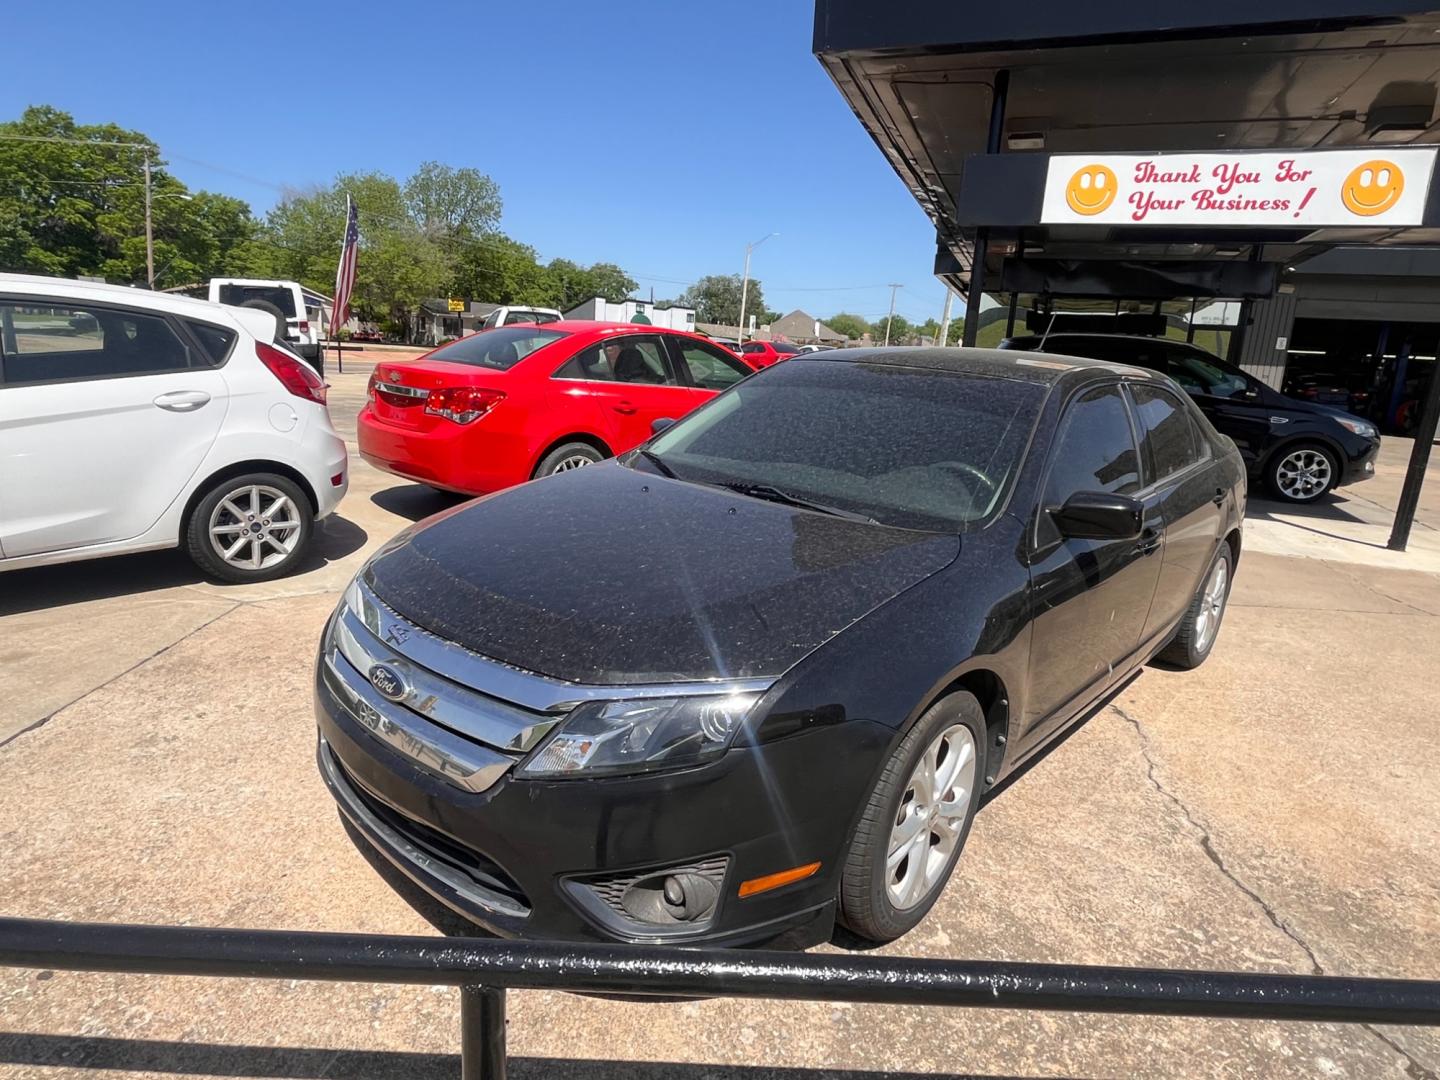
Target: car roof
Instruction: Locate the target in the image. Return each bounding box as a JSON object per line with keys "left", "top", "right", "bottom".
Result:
{"left": 0, "top": 272, "right": 244, "bottom": 323}
{"left": 793, "top": 345, "right": 1162, "bottom": 385}
{"left": 537, "top": 320, "right": 705, "bottom": 338}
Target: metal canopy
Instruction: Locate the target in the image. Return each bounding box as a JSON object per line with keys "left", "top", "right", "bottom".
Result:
{"left": 814, "top": 1, "right": 1440, "bottom": 298}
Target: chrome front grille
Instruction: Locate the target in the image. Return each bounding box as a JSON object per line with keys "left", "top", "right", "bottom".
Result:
{"left": 325, "top": 578, "right": 777, "bottom": 793}
{"left": 323, "top": 581, "right": 564, "bottom": 793}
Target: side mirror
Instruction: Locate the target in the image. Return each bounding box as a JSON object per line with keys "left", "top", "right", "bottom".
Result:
{"left": 1051, "top": 491, "right": 1144, "bottom": 541}
{"left": 1243, "top": 385, "right": 1261, "bottom": 400}
{"left": 651, "top": 417, "right": 676, "bottom": 435}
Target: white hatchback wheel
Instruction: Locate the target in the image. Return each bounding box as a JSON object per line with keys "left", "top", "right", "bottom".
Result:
{"left": 207, "top": 483, "right": 304, "bottom": 571}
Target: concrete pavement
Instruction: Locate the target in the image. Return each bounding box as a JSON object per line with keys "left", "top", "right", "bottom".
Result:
{"left": 2, "top": 364, "right": 1438, "bottom": 1078}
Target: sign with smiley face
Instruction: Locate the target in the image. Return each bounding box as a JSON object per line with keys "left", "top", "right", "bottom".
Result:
{"left": 1041, "top": 148, "right": 1437, "bottom": 227}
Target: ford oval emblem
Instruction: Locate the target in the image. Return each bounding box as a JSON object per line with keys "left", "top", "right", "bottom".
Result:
{"left": 368, "top": 663, "right": 408, "bottom": 703}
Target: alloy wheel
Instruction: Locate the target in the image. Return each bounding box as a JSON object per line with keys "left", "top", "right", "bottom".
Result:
{"left": 550, "top": 454, "right": 595, "bottom": 474}
{"left": 1193, "top": 557, "right": 1229, "bottom": 654}
{"left": 886, "top": 723, "right": 977, "bottom": 911}
{"left": 207, "top": 484, "right": 303, "bottom": 572}
{"left": 1276, "top": 449, "right": 1333, "bottom": 501}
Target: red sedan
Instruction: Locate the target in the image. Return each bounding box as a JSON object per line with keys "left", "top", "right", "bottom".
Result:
{"left": 358, "top": 322, "right": 756, "bottom": 495}
{"left": 739, "top": 339, "right": 802, "bottom": 367}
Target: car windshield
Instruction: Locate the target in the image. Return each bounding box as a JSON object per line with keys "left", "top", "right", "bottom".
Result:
{"left": 773, "top": 342, "right": 801, "bottom": 354}
{"left": 645, "top": 359, "right": 1045, "bottom": 531}
{"left": 426, "top": 326, "right": 567, "bottom": 370}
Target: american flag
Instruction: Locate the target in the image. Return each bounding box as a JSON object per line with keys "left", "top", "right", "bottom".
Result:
{"left": 332, "top": 195, "right": 359, "bottom": 335}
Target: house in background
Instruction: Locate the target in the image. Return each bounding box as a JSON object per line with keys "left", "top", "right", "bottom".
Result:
{"left": 769, "top": 310, "right": 850, "bottom": 346}
{"left": 564, "top": 297, "right": 697, "bottom": 330}
{"left": 417, "top": 299, "right": 500, "bottom": 343}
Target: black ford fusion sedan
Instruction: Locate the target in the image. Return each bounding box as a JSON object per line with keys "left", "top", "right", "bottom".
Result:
{"left": 316, "top": 348, "right": 1246, "bottom": 949}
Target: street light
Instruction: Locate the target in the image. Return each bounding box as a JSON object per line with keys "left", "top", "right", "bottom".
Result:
{"left": 737, "top": 232, "right": 778, "bottom": 346}
{"left": 143, "top": 148, "right": 193, "bottom": 290}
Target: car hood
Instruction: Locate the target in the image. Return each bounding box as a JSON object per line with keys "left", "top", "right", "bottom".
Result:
{"left": 363, "top": 463, "right": 960, "bottom": 685}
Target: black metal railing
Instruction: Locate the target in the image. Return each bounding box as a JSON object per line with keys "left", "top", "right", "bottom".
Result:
{"left": 2, "top": 916, "right": 1438, "bottom": 1078}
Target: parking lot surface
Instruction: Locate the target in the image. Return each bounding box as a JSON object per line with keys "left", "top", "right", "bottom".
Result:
{"left": 3, "top": 358, "right": 1439, "bottom": 1079}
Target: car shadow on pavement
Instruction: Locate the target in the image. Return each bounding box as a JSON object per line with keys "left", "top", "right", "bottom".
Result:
{"left": 0, "top": 1033, "right": 1055, "bottom": 1080}
{"left": 0, "top": 515, "right": 369, "bottom": 616}
{"left": 1242, "top": 494, "right": 1392, "bottom": 547}
{"left": 370, "top": 483, "right": 471, "bottom": 523}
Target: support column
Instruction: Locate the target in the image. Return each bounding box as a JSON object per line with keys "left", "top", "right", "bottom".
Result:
{"left": 460, "top": 985, "right": 507, "bottom": 1080}
{"left": 962, "top": 70, "right": 1008, "bottom": 348}
{"left": 1388, "top": 359, "right": 1440, "bottom": 552}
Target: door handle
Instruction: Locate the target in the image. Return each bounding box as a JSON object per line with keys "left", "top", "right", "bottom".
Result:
{"left": 613, "top": 400, "right": 636, "bottom": 415}
{"left": 1133, "top": 528, "right": 1161, "bottom": 556}
{"left": 153, "top": 390, "right": 211, "bottom": 412}
{"left": 1211, "top": 487, "right": 1226, "bottom": 507}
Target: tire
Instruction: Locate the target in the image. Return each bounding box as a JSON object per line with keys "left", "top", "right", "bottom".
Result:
{"left": 1157, "top": 545, "right": 1232, "bottom": 670}
{"left": 1265, "top": 443, "right": 1339, "bottom": 503}
{"left": 238, "top": 299, "right": 287, "bottom": 344}
{"left": 534, "top": 441, "right": 604, "bottom": 478}
{"left": 838, "top": 691, "right": 987, "bottom": 944}
{"left": 185, "top": 472, "right": 314, "bottom": 584}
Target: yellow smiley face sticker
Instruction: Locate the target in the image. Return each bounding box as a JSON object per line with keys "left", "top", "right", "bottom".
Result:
{"left": 1066, "top": 164, "right": 1118, "bottom": 215}
{"left": 1341, "top": 160, "right": 1404, "bottom": 216}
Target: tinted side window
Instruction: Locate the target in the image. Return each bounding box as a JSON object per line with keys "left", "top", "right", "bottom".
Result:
{"left": 742, "top": 342, "right": 764, "bottom": 354}
{"left": 1165, "top": 348, "right": 1251, "bottom": 399}
{"left": 1043, "top": 385, "right": 1142, "bottom": 507}
{"left": 0, "top": 302, "right": 192, "bottom": 384}
{"left": 1129, "top": 384, "right": 1200, "bottom": 482}
{"left": 185, "top": 320, "right": 238, "bottom": 367}
{"left": 554, "top": 337, "right": 675, "bottom": 385}
{"left": 674, "top": 339, "right": 750, "bottom": 390}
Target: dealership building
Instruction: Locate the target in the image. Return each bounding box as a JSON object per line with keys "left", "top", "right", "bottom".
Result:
{"left": 812, "top": 1, "right": 1440, "bottom": 439}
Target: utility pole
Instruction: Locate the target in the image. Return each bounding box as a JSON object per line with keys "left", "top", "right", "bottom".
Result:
{"left": 884, "top": 283, "right": 902, "bottom": 346}
{"left": 143, "top": 149, "right": 155, "bottom": 290}
{"left": 937, "top": 289, "right": 955, "bottom": 346}
{"left": 737, "top": 232, "right": 777, "bottom": 345}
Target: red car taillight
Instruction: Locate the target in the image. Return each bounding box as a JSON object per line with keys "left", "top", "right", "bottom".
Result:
{"left": 366, "top": 371, "right": 378, "bottom": 398}
{"left": 298, "top": 320, "right": 310, "bottom": 334}
{"left": 424, "top": 386, "right": 505, "bottom": 424}
{"left": 256, "top": 341, "right": 326, "bottom": 405}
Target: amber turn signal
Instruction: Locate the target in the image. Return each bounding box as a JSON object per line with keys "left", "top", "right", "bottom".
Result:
{"left": 737, "top": 862, "right": 821, "bottom": 899}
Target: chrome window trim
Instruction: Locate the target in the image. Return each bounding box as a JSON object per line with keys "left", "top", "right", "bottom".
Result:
{"left": 319, "top": 738, "right": 529, "bottom": 919}
{"left": 348, "top": 579, "right": 776, "bottom": 712}
{"left": 322, "top": 651, "right": 515, "bottom": 794}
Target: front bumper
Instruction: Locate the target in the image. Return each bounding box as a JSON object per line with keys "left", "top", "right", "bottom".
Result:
{"left": 1340, "top": 438, "right": 1381, "bottom": 486}
{"left": 313, "top": 633, "right": 839, "bottom": 949}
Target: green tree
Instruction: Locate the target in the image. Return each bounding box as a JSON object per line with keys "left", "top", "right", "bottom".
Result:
{"left": 454, "top": 235, "right": 554, "bottom": 307}
{"left": 679, "top": 273, "right": 777, "bottom": 326}
{"left": 826, "top": 312, "right": 870, "bottom": 341}
{"left": 264, "top": 171, "right": 452, "bottom": 332}
{"left": 872, "top": 314, "right": 913, "bottom": 344}
{"left": 403, "top": 161, "right": 501, "bottom": 238}
{"left": 0, "top": 105, "right": 261, "bottom": 286}
{"left": 544, "top": 258, "right": 638, "bottom": 311}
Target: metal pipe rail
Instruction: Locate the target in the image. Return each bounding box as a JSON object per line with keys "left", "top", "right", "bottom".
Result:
{"left": 2, "top": 917, "right": 1438, "bottom": 1079}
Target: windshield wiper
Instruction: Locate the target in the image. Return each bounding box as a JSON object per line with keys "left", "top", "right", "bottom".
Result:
{"left": 636, "top": 448, "right": 677, "bottom": 478}
{"left": 719, "top": 481, "right": 877, "bottom": 524}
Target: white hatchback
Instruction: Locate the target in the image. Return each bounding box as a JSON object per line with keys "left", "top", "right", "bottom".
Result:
{"left": 0, "top": 274, "right": 348, "bottom": 583}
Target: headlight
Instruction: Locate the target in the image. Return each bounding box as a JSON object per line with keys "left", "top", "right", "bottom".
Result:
{"left": 1336, "top": 417, "right": 1378, "bottom": 438}
{"left": 518, "top": 693, "right": 760, "bottom": 779}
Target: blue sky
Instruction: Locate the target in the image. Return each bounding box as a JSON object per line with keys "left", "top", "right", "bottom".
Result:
{"left": 4, "top": 0, "right": 953, "bottom": 325}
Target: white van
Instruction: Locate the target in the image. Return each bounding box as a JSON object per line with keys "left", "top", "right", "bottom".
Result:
{"left": 209, "top": 279, "right": 321, "bottom": 367}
